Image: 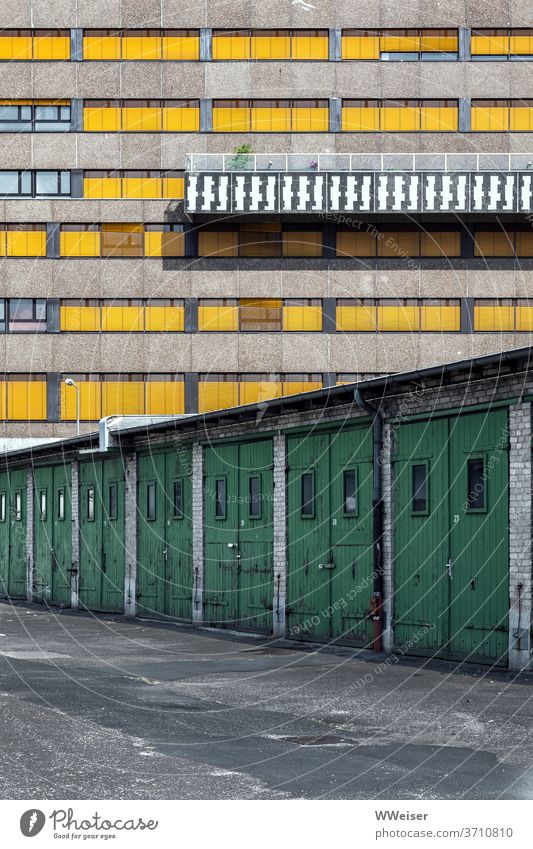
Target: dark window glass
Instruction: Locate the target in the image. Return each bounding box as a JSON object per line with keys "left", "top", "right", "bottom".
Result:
{"left": 173, "top": 480, "right": 183, "bottom": 519}
{"left": 39, "top": 490, "right": 47, "bottom": 521}
{"left": 108, "top": 483, "right": 117, "bottom": 520}
{"left": 0, "top": 172, "right": 20, "bottom": 195}
{"left": 146, "top": 482, "right": 156, "bottom": 520}
{"left": 57, "top": 487, "right": 65, "bottom": 521}
{"left": 344, "top": 469, "right": 357, "bottom": 514}
{"left": 0, "top": 492, "right": 5, "bottom": 522}
{"left": 301, "top": 471, "right": 314, "bottom": 516}
{"left": 249, "top": 476, "right": 261, "bottom": 517}
{"left": 215, "top": 478, "right": 226, "bottom": 518}
{"left": 412, "top": 464, "right": 428, "bottom": 513}
{"left": 467, "top": 458, "right": 485, "bottom": 509}
{"left": 87, "top": 486, "right": 95, "bottom": 521}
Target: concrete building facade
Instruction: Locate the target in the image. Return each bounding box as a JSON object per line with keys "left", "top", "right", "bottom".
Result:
{"left": 1, "top": 2, "right": 533, "bottom": 436}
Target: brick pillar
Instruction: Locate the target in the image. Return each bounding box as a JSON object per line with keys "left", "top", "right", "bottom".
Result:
{"left": 26, "top": 468, "right": 33, "bottom": 602}
{"left": 381, "top": 423, "right": 394, "bottom": 652}
{"left": 124, "top": 453, "right": 138, "bottom": 618}
{"left": 192, "top": 442, "right": 204, "bottom": 623}
{"left": 508, "top": 403, "right": 532, "bottom": 670}
{"left": 70, "top": 460, "right": 79, "bottom": 609}
{"left": 272, "top": 434, "right": 287, "bottom": 638}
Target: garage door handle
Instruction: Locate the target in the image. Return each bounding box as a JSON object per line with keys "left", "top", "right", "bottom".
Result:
{"left": 318, "top": 563, "right": 335, "bottom": 570}
{"left": 447, "top": 558, "right": 453, "bottom": 579}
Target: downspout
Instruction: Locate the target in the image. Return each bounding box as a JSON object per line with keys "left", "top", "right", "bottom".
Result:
{"left": 355, "top": 387, "right": 384, "bottom": 652}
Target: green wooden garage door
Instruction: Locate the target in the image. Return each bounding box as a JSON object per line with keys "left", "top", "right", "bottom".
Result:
{"left": 286, "top": 426, "right": 374, "bottom": 644}
{"left": 137, "top": 447, "right": 193, "bottom": 621}
{"left": 203, "top": 439, "right": 273, "bottom": 632}
{"left": 0, "top": 468, "right": 27, "bottom": 598}
{"left": 393, "top": 409, "right": 509, "bottom": 665}
{"left": 33, "top": 464, "right": 72, "bottom": 606}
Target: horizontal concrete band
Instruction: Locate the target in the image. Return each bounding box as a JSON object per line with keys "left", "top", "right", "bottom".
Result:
{"left": 186, "top": 171, "right": 533, "bottom": 214}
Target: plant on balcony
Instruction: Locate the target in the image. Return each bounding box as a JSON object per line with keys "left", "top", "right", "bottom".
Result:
{"left": 227, "top": 143, "right": 254, "bottom": 171}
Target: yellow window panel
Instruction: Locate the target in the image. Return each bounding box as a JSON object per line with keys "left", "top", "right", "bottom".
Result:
{"left": 421, "top": 230, "right": 461, "bottom": 257}
{"left": 474, "top": 302, "right": 515, "bottom": 331}
{"left": 471, "top": 101, "right": 509, "bottom": 131}
{"left": 212, "top": 104, "right": 250, "bottom": 132}
{"left": 198, "top": 230, "right": 238, "bottom": 257}
{"left": 60, "top": 228, "right": 101, "bottom": 257}
{"left": 342, "top": 103, "right": 380, "bottom": 132}
{"left": 84, "top": 173, "right": 121, "bottom": 198}
{"left": 145, "top": 379, "right": 184, "bottom": 415}
{"left": 101, "top": 304, "right": 144, "bottom": 332}
{"left": 283, "top": 304, "right": 322, "bottom": 331}
{"left": 7, "top": 227, "right": 46, "bottom": 257}
{"left": 122, "top": 173, "right": 161, "bottom": 199}
{"left": 83, "top": 32, "right": 121, "bottom": 60}
{"left": 420, "top": 103, "right": 458, "bottom": 132}
{"left": 251, "top": 32, "right": 290, "bottom": 60}
{"left": 0, "top": 32, "right": 33, "bottom": 60}
{"left": 102, "top": 380, "right": 145, "bottom": 416}
{"left": 336, "top": 303, "right": 376, "bottom": 332}
{"left": 291, "top": 104, "right": 329, "bottom": 132}
{"left": 510, "top": 104, "right": 533, "bottom": 131}
{"left": 510, "top": 31, "right": 533, "bottom": 56}
{"left": 101, "top": 223, "right": 144, "bottom": 257}
{"left": 421, "top": 30, "right": 458, "bottom": 53}
{"left": 198, "top": 302, "right": 238, "bottom": 331}
{"left": 61, "top": 380, "right": 102, "bottom": 420}
{"left": 0, "top": 382, "right": 6, "bottom": 419}
{"left": 162, "top": 31, "right": 200, "bottom": 61}
{"left": 8, "top": 380, "right": 46, "bottom": 420}
{"left": 341, "top": 32, "right": 380, "bottom": 60}
{"left": 122, "top": 102, "right": 161, "bottom": 132}
{"left": 240, "top": 378, "right": 282, "bottom": 405}
{"left": 122, "top": 31, "right": 161, "bottom": 60}
{"left": 162, "top": 173, "right": 184, "bottom": 199}
{"left": 282, "top": 378, "right": 322, "bottom": 395}
{"left": 516, "top": 231, "right": 533, "bottom": 256}
{"left": 144, "top": 228, "right": 184, "bottom": 257}
{"left": 474, "top": 230, "right": 515, "bottom": 257}
{"left": 162, "top": 102, "right": 200, "bottom": 132}
{"left": 60, "top": 304, "right": 101, "bottom": 331}
{"left": 251, "top": 104, "right": 291, "bottom": 132}
{"left": 283, "top": 230, "right": 322, "bottom": 257}
{"left": 377, "top": 302, "right": 420, "bottom": 332}
{"left": 212, "top": 32, "right": 251, "bottom": 60}
{"left": 420, "top": 303, "right": 461, "bottom": 332}
{"left": 291, "top": 31, "right": 328, "bottom": 60}
{"left": 145, "top": 304, "right": 184, "bottom": 331}
{"left": 515, "top": 303, "right": 533, "bottom": 331}
{"left": 378, "top": 231, "right": 420, "bottom": 257}
{"left": 380, "top": 30, "right": 420, "bottom": 52}
{"left": 199, "top": 378, "right": 239, "bottom": 412}
{"left": 336, "top": 229, "right": 377, "bottom": 256}
{"left": 0, "top": 230, "right": 6, "bottom": 256}
{"left": 471, "top": 30, "right": 509, "bottom": 55}
{"left": 381, "top": 102, "right": 420, "bottom": 132}
{"left": 33, "top": 31, "right": 71, "bottom": 60}
{"left": 84, "top": 101, "right": 121, "bottom": 132}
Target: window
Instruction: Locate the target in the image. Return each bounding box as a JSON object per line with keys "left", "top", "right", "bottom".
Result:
{"left": 108, "top": 483, "right": 117, "bottom": 520}
{"left": 198, "top": 228, "right": 238, "bottom": 257}
{"left": 146, "top": 483, "right": 156, "bottom": 520}
{"left": 0, "top": 171, "right": 31, "bottom": 196}
{"left": 377, "top": 299, "right": 420, "bottom": 332}
{"left": 39, "top": 490, "right": 47, "bottom": 521}
{"left": 0, "top": 102, "right": 33, "bottom": 131}
{"left": 6, "top": 224, "right": 47, "bottom": 257}
{"left": 471, "top": 99, "right": 509, "bottom": 131}
{"left": 0, "top": 30, "right": 33, "bottom": 61}
{"left": 173, "top": 480, "right": 183, "bottom": 519}
{"left": 467, "top": 458, "right": 486, "bottom": 510}
{"left": 57, "top": 487, "right": 65, "bottom": 521}
{"left": 240, "top": 299, "right": 282, "bottom": 331}
{"left": 215, "top": 479, "right": 226, "bottom": 518}
{"left": 87, "top": 486, "right": 95, "bottom": 521}
{"left": 239, "top": 222, "right": 281, "bottom": 257}
{"left": 35, "top": 171, "right": 70, "bottom": 196}
{"left": 342, "top": 98, "right": 458, "bottom": 131}
{"left": 33, "top": 29, "right": 70, "bottom": 60}
{"left": 144, "top": 224, "right": 184, "bottom": 257}
{"left": 14, "top": 490, "right": 22, "bottom": 521}
{"left": 239, "top": 373, "right": 282, "bottom": 404}
{"left": 343, "top": 469, "right": 357, "bottom": 515}
{"left": 473, "top": 298, "right": 515, "bottom": 331}
{"left": 301, "top": 471, "right": 315, "bottom": 517}
{"left": 198, "top": 299, "right": 239, "bottom": 331}
{"left": 101, "top": 224, "right": 144, "bottom": 257}
{"left": 145, "top": 374, "right": 185, "bottom": 415}
{"left": 249, "top": 476, "right": 261, "bottom": 518}
{"left": 198, "top": 373, "right": 239, "bottom": 412}
{"left": 282, "top": 374, "right": 322, "bottom": 395}
{"left": 0, "top": 492, "right": 5, "bottom": 522}
{"left": 283, "top": 299, "right": 322, "bottom": 331}
{"left": 6, "top": 374, "right": 47, "bottom": 420}
{"left": 471, "top": 29, "right": 509, "bottom": 58}
{"left": 83, "top": 29, "right": 121, "bottom": 61}
{"left": 8, "top": 299, "right": 47, "bottom": 332}
{"left": 282, "top": 228, "right": 323, "bottom": 257}
{"left": 60, "top": 224, "right": 101, "bottom": 258}
{"left": 412, "top": 464, "right": 428, "bottom": 513}
{"left": 33, "top": 102, "right": 71, "bottom": 132}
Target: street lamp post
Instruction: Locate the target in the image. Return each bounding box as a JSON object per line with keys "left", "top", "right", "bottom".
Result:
{"left": 64, "top": 378, "right": 80, "bottom": 437}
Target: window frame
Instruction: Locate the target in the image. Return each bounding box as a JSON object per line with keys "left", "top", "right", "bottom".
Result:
{"left": 411, "top": 461, "right": 429, "bottom": 516}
